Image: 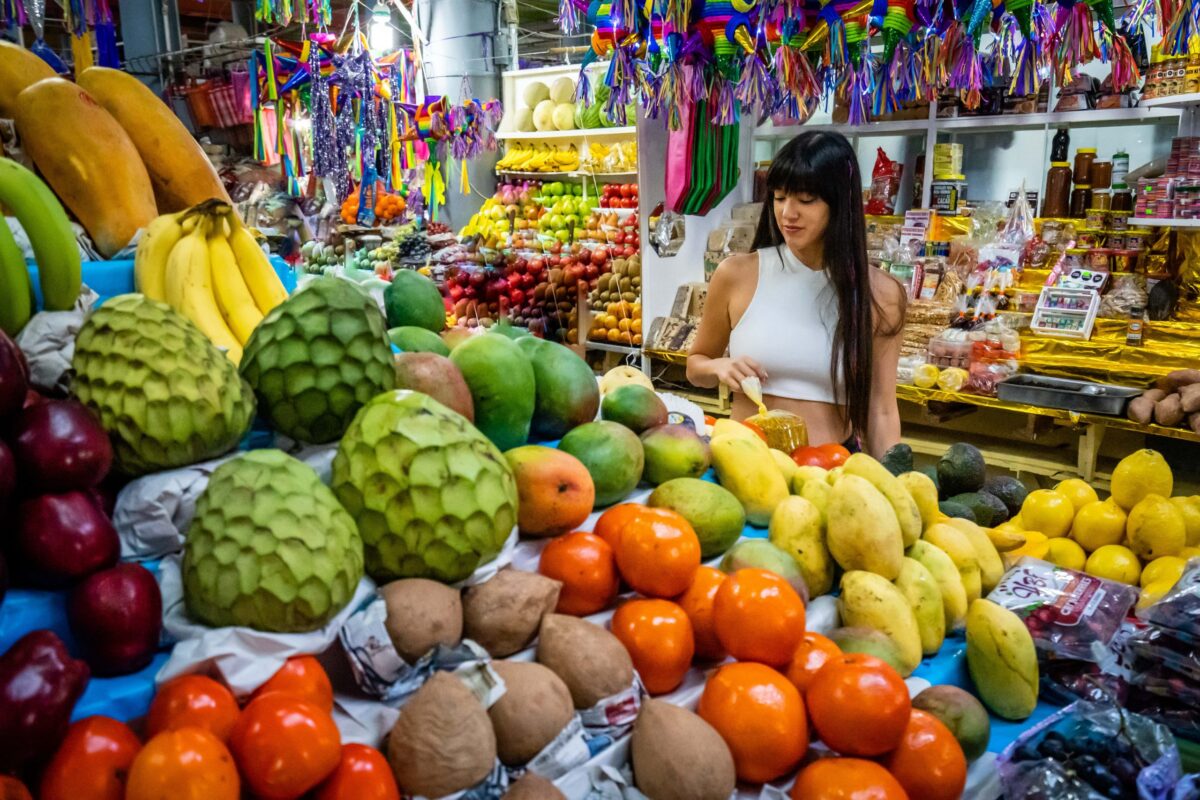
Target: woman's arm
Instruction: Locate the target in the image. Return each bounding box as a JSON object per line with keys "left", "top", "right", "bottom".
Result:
{"left": 865, "top": 271, "right": 907, "bottom": 458}
{"left": 686, "top": 255, "right": 767, "bottom": 392}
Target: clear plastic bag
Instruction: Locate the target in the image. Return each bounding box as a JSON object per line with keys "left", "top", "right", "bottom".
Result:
{"left": 1138, "top": 559, "right": 1200, "bottom": 636}
{"left": 745, "top": 410, "right": 809, "bottom": 453}
{"left": 988, "top": 557, "right": 1139, "bottom": 661}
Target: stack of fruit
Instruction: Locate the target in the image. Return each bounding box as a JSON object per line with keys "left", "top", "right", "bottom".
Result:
{"left": 298, "top": 240, "right": 346, "bottom": 275}
{"left": 133, "top": 200, "right": 289, "bottom": 364}
{"left": 589, "top": 300, "right": 643, "bottom": 348}
{"left": 599, "top": 182, "right": 640, "bottom": 209}
{"left": 495, "top": 143, "right": 581, "bottom": 173}
{"left": 502, "top": 77, "right": 578, "bottom": 133}
{"left": 580, "top": 141, "right": 638, "bottom": 174}
{"left": 339, "top": 185, "right": 407, "bottom": 226}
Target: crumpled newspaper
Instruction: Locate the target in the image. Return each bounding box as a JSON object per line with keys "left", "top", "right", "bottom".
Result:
{"left": 113, "top": 442, "right": 338, "bottom": 560}
{"left": 15, "top": 286, "right": 98, "bottom": 394}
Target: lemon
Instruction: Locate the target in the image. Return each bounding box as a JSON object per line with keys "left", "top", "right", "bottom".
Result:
{"left": 1021, "top": 490, "right": 1075, "bottom": 538}
{"left": 1046, "top": 538, "right": 1087, "bottom": 571}
{"left": 1085, "top": 544, "right": 1142, "bottom": 585}
{"left": 1110, "top": 449, "right": 1173, "bottom": 511}
{"left": 1070, "top": 499, "right": 1128, "bottom": 553}
{"left": 1170, "top": 496, "right": 1200, "bottom": 547}
{"left": 1141, "top": 556, "right": 1187, "bottom": 588}
{"left": 1137, "top": 578, "right": 1178, "bottom": 611}
{"left": 1127, "top": 494, "right": 1186, "bottom": 561}
{"left": 913, "top": 364, "right": 940, "bottom": 389}
{"left": 1054, "top": 478, "right": 1099, "bottom": 512}
{"left": 1004, "top": 530, "right": 1049, "bottom": 567}
{"left": 1180, "top": 546, "right": 1200, "bottom": 560}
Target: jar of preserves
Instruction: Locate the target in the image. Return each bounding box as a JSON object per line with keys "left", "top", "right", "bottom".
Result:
{"left": 1070, "top": 184, "right": 1093, "bottom": 218}
{"left": 1074, "top": 148, "right": 1097, "bottom": 184}
{"left": 1042, "top": 162, "right": 1072, "bottom": 217}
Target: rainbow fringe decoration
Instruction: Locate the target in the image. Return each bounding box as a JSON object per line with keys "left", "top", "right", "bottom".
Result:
{"left": 873, "top": 0, "right": 916, "bottom": 116}
{"left": 1162, "top": 0, "right": 1200, "bottom": 56}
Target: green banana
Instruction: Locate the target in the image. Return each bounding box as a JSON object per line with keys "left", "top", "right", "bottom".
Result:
{"left": 0, "top": 158, "right": 81, "bottom": 311}
{"left": 0, "top": 217, "right": 31, "bottom": 334}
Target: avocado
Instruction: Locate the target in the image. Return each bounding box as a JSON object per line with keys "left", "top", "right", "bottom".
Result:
{"left": 936, "top": 443, "right": 987, "bottom": 497}
{"left": 946, "top": 492, "right": 1007, "bottom": 527}
{"left": 938, "top": 501, "right": 977, "bottom": 523}
{"left": 880, "top": 443, "right": 914, "bottom": 476}
{"left": 983, "top": 476, "right": 1029, "bottom": 518}
{"left": 388, "top": 326, "right": 451, "bottom": 356}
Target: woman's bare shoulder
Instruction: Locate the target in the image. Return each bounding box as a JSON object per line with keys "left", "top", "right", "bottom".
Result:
{"left": 869, "top": 267, "right": 907, "bottom": 308}
{"left": 711, "top": 252, "right": 758, "bottom": 284}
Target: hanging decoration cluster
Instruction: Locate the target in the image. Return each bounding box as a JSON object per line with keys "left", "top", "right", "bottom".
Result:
{"left": 248, "top": 34, "right": 503, "bottom": 221}
{"left": 1, "top": 0, "right": 120, "bottom": 70}
{"left": 561, "top": 0, "right": 1189, "bottom": 127}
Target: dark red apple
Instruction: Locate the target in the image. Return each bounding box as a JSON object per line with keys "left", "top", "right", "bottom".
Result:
{"left": 0, "top": 630, "right": 89, "bottom": 770}
{"left": 0, "top": 330, "right": 28, "bottom": 422}
{"left": 16, "top": 491, "right": 119, "bottom": 587}
{"left": 12, "top": 401, "right": 113, "bottom": 492}
{"left": 0, "top": 440, "right": 13, "bottom": 510}
{"left": 0, "top": 550, "right": 7, "bottom": 607}
{"left": 68, "top": 563, "right": 162, "bottom": 676}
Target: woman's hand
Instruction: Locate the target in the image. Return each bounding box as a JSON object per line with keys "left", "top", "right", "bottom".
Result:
{"left": 705, "top": 356, "right": 768, "bottom": 394}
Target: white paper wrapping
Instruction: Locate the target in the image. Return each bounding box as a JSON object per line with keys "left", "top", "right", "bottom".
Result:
{"left": 155, "top": 554, "right": 377, "bottom": 697}
{"left": 15, "top": 286, "right": 97, "bottom": 394}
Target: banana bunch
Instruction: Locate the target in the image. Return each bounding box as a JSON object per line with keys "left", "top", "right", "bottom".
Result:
{"left": 580, "top": 141, "right": 636, "bottom": 174}
{"left": 0, "top": 157, "right": 83, "bottom": 335}
{"left": 497, "top": 144, "right": 580, "bottom": 173}
{"left": 135, "top": 200, "right": 288, "bottom": 363}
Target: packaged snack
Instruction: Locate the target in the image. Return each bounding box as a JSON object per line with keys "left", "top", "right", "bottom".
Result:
{"left": 745, "top": 410, "right": 809, "bottom": 453}
{"left": 988, "top": 558, "right": 1139, "bottom": 661}
{"left": 865, "top": 148, "right": 902, "bottom": 215}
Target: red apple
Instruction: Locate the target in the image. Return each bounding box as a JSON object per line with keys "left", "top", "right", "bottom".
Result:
{"left": 0, "top": 330, "right": 28, "bottom": 422}
{"left": 12, "top": 400, "right": 113, "bottom": 493}
{"left": 15, "top": 491, "right": 119, "bottom": 587}
{"left": 0, "top": 440, "right": 13, "bottom": 510}
{"left": 68, "top": 563, "right": 162, "bottom": 676}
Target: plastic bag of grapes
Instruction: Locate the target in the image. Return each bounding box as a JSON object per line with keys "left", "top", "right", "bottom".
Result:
{"left": 1138, "top": 559, "right": 1200, "bottom": 636}
{"left": 999, "top": 700, "right": 1182, "bottom": 800}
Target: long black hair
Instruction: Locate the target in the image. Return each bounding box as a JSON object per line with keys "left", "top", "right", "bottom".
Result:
{"left": 751, "top": 130, "right": 897, "bottom": 443}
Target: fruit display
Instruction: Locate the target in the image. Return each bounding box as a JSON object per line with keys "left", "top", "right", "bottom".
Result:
{"left": 340, "top": 185, "right": 407, "bottom": 226}
{"left": 133, "top": 200, "right": 289, "bottom": 363}
{"left": 580, "top": 140, "right": 638, "bottom": 174}
{"left": 598, "top": 182, "right": 640, "bottom": 209}
{"left": 495, "top": 143, "right": 581, "bottom": 173}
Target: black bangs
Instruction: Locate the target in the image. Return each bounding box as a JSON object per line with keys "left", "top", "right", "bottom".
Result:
{"left": 764, "top": 131, "right": 851, "bottom": 209}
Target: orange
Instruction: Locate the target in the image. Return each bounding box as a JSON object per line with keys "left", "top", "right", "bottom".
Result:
{"left": 675, "top": 566, "right": 728, "bottom": 661}
{"left": 610, "top": 599, "right": 694, "bottom": 695}
{"left": 785, "top": 632, "right": 842, "bottom": 695}
{"left": 807, "top": 654, "right": 911, "bottom": 757}
{"left": 697, "top": 662, "right": 808, "bottom": 784}
{"left": 789, "top": 758, "right": 909, "bottom": 800}
{"left": 592, "top": 503, "right": 645, "bottom": 549}
{"left": 883, "top": 710, "right": 967, "bottom": 800}
{"left": 712, "top": 568, "right": 806, "bottom": 667}
{"left": 816, "top": 443, "right": 852, "bottom": 467}
{"left": 539, "top": 531, "right": 620, "bottom": 616}
{"left": 613, "top": 508, "right": 701, "bottom": 598}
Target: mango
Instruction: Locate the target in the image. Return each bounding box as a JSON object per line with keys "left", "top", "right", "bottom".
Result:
{"left": 516, "top": 336, "right": 601, "bottom": 441}
{"left": 965, "top": 599, "right": 1038, "bottom": 720}
{"left": 838, "top": 571, "right": 923, "bottom": 676}
{"left": 505, "top": 446, "right": 595, "bottom": 538}
{"left": 718, "top": 540, "right": 808, "bottom": 602}
{"left": 826, "top": 475, "right": 904, "bottom": 580}
{"left": 944, "top": 517, "right": 1005, "bottom": 594}
{"left": 791, "top": 465, "right": 829, "bottom": 494}
{"left": 769, "top": 496, "right": 834, "bottom": 597}
{"left": 899, "top": 471, "right": 940, "bottom": 530}
{"left": 826, "top": 467, "right": 844, "bottom": 485}
{"left": 711, "top": 419, "right": 759, "bottom": 443}
{"left": 558, "top": 421, "right": 644, "bottom": 507}
{"left": 843, "top": 453, "right": 922, "bottom": 547}
{"left": 601, "top": 385, "right": 668, "bottom": 434}
{"left": 769, "top": 450, "right": 799, "bottom": 486}
{"left": 912, "top": 685, "right": 991, "bottom": 762}
{"left": 648, "top": 478, "right": 745, "bottom": 559}
{"left": 711, "top": 435, "right": 789, "bottom": 527}
{"left": 923, "top": 523, "right": 983, "bottom": 603}
{"left": 641, "top": 424, "right": 711, "bottom": 486}
{"left": 1127, "top": 494, "right": 1186, "bottom": 561}
{"left": 894, "top": 558, "right": 945, "bottom": 655}
{"left": 799, "top": 479, "right": 832, "bottom": 523}
{"left": 827, "top": 627, "right": 907, "bottom": 676}
{"left": 393, "top": 352, "right": 475, "bottom": 422}
{"left": 907, "top": 540, "right": 969, "bottom": 632}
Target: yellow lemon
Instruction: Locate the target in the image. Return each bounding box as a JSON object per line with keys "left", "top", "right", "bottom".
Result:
{"left": 1054, "top": 478, "right": 1099, "bottom": 512}
{"left": 1021, "top": 490, "right": 1075, "bottom": 538}
{"left": 1140, "top": 556, "right": 1187, "bottom": 588}
{"left": 1110, "top": 449, "right": 1173, "bottom": 511}
{"left": 1046, "top": 538, "right": 1087, "bottom": 572}
{"left": 1170, "top": 496, "right": 1200, "bottom": 547}
{"left": 1085, "top": 544, "right": 1142, "bottom": 585}
{"left": 1180, "top": 546, "right": 1200, "bottom": 560}
{"left": 1137, "top": 578, "right": 1178, "bottom": 611}
{"left": 1127, "top": 494, "right": 1186, "bottom": 561}
{"left": 1070, "top": 500, "right": 1128, "bottom": 553}
{"left": 1003, "top": 530, "right": 1049, "bottom": 568}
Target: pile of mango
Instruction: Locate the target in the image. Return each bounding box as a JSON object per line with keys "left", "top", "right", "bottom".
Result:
{"left": 708, "top": 424, "right": 1040, "bottom": 722}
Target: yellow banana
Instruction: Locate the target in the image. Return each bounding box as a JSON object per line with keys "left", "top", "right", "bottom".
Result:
{"left": 208, "top": 217, "right": 263, "bottom": 344}
{"left": 226, "top": 212, "right": 287, "bottom": 314}
{"left": 163, "top": 215, "right": 202, "bottom": 311}
{"left": 174, "top": 215, "right": 242, "bottom": 362}
{"left": 134, "top": 210, "right": 186, "bottom": 302}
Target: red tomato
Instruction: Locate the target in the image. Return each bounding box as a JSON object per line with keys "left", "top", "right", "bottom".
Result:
{"left": 314, "top": 744, "right": 401, "bottom": 800}
{"left": 0, "top": 777, "right": 32, "bottom": 800}
{"left": 741, "top": 421, "right": 769, "bottom": 443}
{"left": 817, "top": 443, "right": 852, "bottom": 467}
{"left": 40, "top": 717, "right": 141, "bottom": 800}
{"left": 146, "top": 674, "right": 240, "bottom": 742}
{"left": 229, "top": 693, "right": 342, "bottom": 800}
{"left": 251, "top": 655, "right": 334, "bottom": 712}
{"left": 791, "top": 446, "right": 833, "bottom": 469}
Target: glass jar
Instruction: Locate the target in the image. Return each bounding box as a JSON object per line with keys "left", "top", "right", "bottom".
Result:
{"left": 1089, "top": 161, "right": 1113, "bottom": 190}
{"left": 1042, "top": 162, "right": 1073, "bottom": 217}
{"left": 1074, "top": 148, "right": 1097, "bottom": 184}
{"left": 1070, "top": 184, "right": 1093, "bottom": 218}
{"left": 1092, "top": 190, "right": 1112, "bottom": 211}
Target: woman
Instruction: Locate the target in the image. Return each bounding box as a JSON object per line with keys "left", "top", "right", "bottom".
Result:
{"left": 686, "top": 131, "right": 906, "bottom": 458}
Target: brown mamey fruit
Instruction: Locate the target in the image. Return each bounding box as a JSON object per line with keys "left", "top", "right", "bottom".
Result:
{"left": 505, "top": 446, "right": 596, "bottom": 538}
{"left": 462, "top": 569, "right": 561, "bottom": 657}
{"left": 488, "top": 661, "right": 575, "bottom": 766}
{"left": 536, "top": 614, "right": 634, "bottom": 708}
{"left": 631, "top": 699, "right": 736, "bottom": 800}
{"left": 393, "top": 352, "right": 475, "bottom": 422}
{"left": 503, "top": 773, "right": 566, "bottom": 799}
{"left": 380, "top": 578, "right": 463, "bottom": 663}
{"left": 387, "top": 672, "right": 497, "bottom": 797}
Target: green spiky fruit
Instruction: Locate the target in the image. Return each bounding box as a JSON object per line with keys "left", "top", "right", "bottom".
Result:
{"left": 183, "top": 449, "right": 364, "bottom": 632}
{"left": 71, "top": 293, "right": 256, "bottom": 476}
{"left": 332, "top": 390, "right": 519, "bottom": 583}
{"left": 240, "top": 276, "right": 395, "bottom": 444}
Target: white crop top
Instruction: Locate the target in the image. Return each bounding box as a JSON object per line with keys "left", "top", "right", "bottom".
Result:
{"left": 728, "top": 245, "right": 840, "bottom": 403}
